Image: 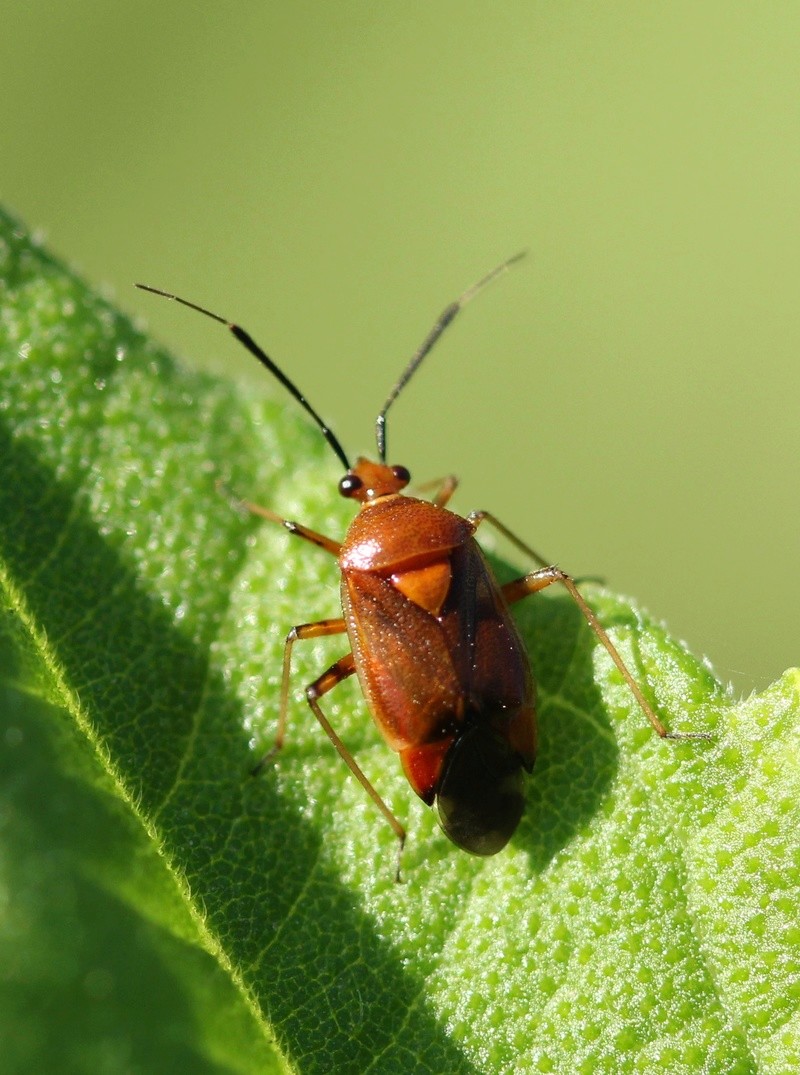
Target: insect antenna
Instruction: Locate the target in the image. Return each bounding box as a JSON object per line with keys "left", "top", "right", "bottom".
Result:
{"left": 375, "top": 251, "right": 526, "bottom": 462}
{"left": 134, "top": 283, "right": 351, "bottom": 470}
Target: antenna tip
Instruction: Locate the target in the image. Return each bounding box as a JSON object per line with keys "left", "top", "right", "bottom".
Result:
{"left": 496, "top": 251, "right": 527, "bottom": 275}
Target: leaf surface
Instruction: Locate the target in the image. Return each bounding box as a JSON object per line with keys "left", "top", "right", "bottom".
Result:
{"left": 1, "top": 207, "right": 797, "bottom": 1074}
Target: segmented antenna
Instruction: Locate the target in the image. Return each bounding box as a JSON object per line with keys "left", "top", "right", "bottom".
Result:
{"left": 375, "top": 252, "right": 526, "bottom": 462}
{"left": 135, "top": 284, "right": 351, "bottom": 471}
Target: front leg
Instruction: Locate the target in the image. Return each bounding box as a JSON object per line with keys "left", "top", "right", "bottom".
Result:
{"left": 220, "top": 481, "right": 342, "bottom": 555}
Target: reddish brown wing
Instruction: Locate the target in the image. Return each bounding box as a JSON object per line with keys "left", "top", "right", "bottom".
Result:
{"left": 342, "top": 536, "right": 534, "bottom": 757}
{"left": 441, "top": 541, "right": 533, "bottom": 716}
{"left": 342, "top": 567, "right": 464, "bottom": 754}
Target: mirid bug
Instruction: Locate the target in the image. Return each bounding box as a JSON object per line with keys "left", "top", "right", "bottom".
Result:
{"left": 137, "top": 257, "right": 705, "bottom": 878}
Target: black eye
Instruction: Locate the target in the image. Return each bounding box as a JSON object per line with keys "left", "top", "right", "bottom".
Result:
{"left": 338, "top": 474, "right": 363, "bottom": 498}
{"left": 391, "top": 465, "right": 411, "bottom": 485}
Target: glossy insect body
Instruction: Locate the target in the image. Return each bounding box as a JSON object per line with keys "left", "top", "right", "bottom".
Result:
{"left": 339, "top": 459, "right": 535, "bottom": 854}
{"left": 137, "top": 254, "right": 704, "bottom": 876}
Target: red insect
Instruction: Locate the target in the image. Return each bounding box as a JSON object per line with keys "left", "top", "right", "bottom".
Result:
{"left": 137, "top": 257, "right": 701, "bottom": 878}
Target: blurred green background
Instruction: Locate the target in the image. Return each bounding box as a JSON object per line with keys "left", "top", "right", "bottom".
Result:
{"left": 2, "top": 2, "right": 798, "bottom": 692}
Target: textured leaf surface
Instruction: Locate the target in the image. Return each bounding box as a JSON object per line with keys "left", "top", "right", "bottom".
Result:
{"left": 1, "top": 207, "right": 798, "bottom": 1073}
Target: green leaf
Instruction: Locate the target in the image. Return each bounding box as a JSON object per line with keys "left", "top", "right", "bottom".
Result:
{"left": 1, "top": 205, "right": 798, "bottom": 1074}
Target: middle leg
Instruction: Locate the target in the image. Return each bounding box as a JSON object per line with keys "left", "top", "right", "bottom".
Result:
{"left": 471, "top": 511, "right": 709, "bottom": 741}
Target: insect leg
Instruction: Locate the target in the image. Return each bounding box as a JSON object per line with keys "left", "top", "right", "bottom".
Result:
{"left": 255, "top": 623, "right": 407, "bottom": 877}
{"left": 415, "top": 474, "right": 460, "bottom": 507}
{"left": 220, "top": 482, "right": 342, "bottom": 555}
{"left": 305, "top": 657, "right": 407, "bottom": 882}
{"left": 471, "top": 512, "right": 709, "bottom": 742}
{"left": 468, "top": 510, "right": 552, "bottom": 569}
{"left": 252, "top": 617, "right": 348, "bottom": 776}
{"left": 503, "top": 566, "right": 681, "bottom": 737}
